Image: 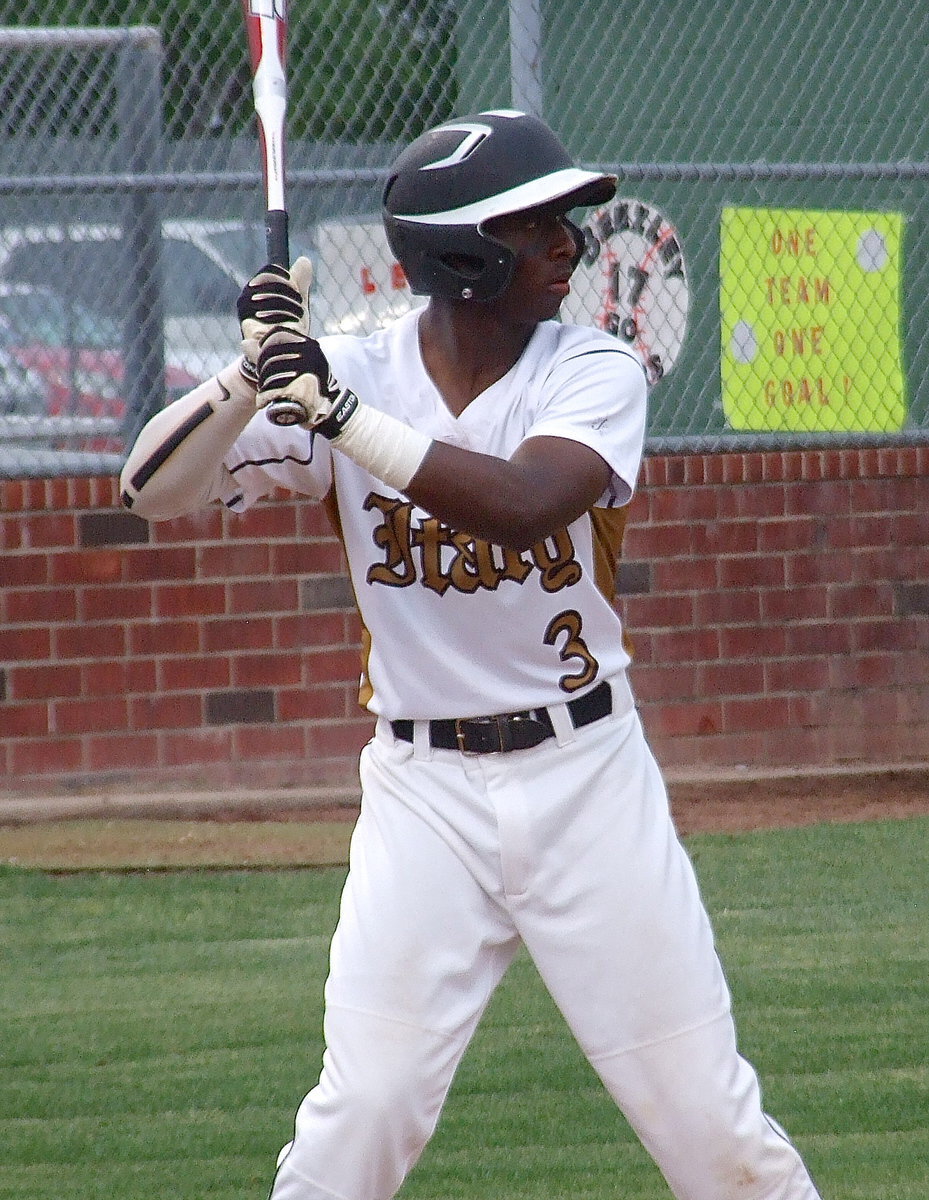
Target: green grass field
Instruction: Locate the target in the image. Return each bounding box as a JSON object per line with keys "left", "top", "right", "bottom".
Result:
{"left": 2, "top": 817, "right": 928, "bottom": 1200}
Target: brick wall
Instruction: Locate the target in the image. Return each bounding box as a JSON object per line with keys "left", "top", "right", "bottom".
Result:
{"left": 1, "top": 445, "right": 926, "bottom": 792}
{"left": 624, "top": 446, "right": 928, "bottom": 771}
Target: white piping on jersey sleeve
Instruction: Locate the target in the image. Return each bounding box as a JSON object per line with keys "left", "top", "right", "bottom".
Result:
{"left": 523, "top": 329, "right": 648, "bottom": 507}
{"left": 220, "top": 412, "right": 333, "bottom": 511}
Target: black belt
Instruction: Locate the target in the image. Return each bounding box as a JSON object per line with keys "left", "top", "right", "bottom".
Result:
{"left": 390, "top": 679, "right": 613, "bottom": 754}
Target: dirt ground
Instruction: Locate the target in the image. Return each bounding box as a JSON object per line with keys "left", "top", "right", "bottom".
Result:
{"left": 667, "top": 765, "right": 929, "bottom": 834}
{"left": 1, "top": 765, "right": 927, "bottom": 870}
{"left": 217, "top": 767, "right": 929, "bottom": 836}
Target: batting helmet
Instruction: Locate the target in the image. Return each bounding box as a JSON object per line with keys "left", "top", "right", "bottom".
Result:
{"left": 382, "top": 109, "right": 617, "bottom": 301}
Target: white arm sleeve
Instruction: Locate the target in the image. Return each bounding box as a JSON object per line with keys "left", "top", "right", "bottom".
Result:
{"left": 120, "top": 361, "right": 257, "bottom": 520}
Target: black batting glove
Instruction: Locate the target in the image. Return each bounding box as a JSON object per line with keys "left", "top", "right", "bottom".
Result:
{"left": 237, "top": 256, "right": 313, "bottom": 385}
{"left": 255, "top": 328, "right": 358, "bottom": 437}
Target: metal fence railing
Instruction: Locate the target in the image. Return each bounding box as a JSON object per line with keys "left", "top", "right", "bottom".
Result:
{"left": 0, "top": 1, "right": 927, "bottom": 477}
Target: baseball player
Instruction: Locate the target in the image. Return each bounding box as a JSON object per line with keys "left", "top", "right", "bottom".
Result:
{"left": 120, "top": 110, "right": 823, "bottom": 1200}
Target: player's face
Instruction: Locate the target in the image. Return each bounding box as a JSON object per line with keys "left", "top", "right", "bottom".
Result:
{"left": 484, "top": 207, "right": 579, "bottom": 323}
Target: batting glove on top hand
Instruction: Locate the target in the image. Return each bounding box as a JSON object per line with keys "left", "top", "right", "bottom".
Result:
{"left": 237, "top": 255, "right": 313, "bottom": 385}
{"left": 255, "top": 328, "right": 359, "bottom": 436}
{"left": 256, "top": 328, "right": 431, "bottom": 488}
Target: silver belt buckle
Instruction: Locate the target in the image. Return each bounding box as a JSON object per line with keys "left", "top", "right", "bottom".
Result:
{"left": 454, "top": 714, "right": 510, "bottom": 753}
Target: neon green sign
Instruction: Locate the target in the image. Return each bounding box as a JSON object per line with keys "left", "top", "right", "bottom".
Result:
{"left": 720, "top": 207, "right": 906, "bottom": 432}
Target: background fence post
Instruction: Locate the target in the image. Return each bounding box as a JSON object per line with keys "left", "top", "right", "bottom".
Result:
{"left": 509, "top": 0, "right": 543, "bottom": 117}
{"left": 117, "top": 27, "right": 166, "bottom": 443}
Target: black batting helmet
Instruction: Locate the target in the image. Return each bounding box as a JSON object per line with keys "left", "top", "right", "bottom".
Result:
{"left": 382, "top": 109, "right": 617, "bottom": 302}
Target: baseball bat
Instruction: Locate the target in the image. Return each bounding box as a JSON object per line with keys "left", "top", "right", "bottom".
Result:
{"left": 241, "top": 0, "right": 307, "bottom": 426}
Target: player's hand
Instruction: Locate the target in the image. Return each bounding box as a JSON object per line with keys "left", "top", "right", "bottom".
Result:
{"left": 237, "top": 256, "right": 313, "bottom": 385}
{"left": 256, "top": 328, "right": 429, "bottom": 485}
{"left": 255, "top": 328, "right": 357, "bottom": 435}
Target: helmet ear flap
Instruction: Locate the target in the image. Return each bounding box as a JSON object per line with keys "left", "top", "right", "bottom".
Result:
{"left": 385, "top": 216, "right": 516, "bottom": 300}
{"left": 565, "top": 218, "right": 586, "bottom": 271}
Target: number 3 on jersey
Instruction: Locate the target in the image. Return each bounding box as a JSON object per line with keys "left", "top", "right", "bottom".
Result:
{"left": 543, "top": 609, "right": 599, "bottom": 693}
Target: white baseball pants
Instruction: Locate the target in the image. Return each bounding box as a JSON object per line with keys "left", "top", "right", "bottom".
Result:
{"left": 269, "top": 683, "right": 822, "bottom": 1200}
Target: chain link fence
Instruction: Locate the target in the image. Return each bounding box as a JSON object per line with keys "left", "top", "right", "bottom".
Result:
{"left": 0, "top": 0, "right": 926, "bottom": 477}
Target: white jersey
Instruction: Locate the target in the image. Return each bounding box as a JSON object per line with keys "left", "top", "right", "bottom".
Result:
{"left": 220, "top": 309, "right": 648, "bottom": 720}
